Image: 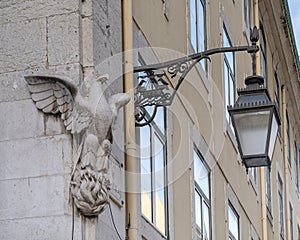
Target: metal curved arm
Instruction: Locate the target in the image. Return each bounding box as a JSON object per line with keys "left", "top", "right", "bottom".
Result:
{"left": 134, "top": 28, "right": 260, "bottom": 126}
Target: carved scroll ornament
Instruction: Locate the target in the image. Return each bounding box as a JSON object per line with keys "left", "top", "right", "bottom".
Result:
{"left": 25, "top": 74, "right": 130, "bottom": 217}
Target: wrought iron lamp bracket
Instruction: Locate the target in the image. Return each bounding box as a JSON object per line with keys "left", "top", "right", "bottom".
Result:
{"left": 134, "top": 28, "right": 259, "bottom": 126}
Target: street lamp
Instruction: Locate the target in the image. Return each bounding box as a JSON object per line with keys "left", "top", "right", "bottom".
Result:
{"left": 134, "top": 27, "right": 281, "bottom": 169}
{"left": 228, "top": 28, "right": 281, "bottom": 169}
{"left": 227, "top": 75, "right": 280, "bottom": 169}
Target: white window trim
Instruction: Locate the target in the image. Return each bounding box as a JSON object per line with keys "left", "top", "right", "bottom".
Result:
{"left": 134, "top": 38, "right": 171, "bottom": 240}
{"left": 247, "top": 168, "right": 258, "bottom": 195}
{"left": 266, "top": 167, "right": 273, "bottom": 224}
{"left": 277, "top": 172, "right": 285, "bottom": 239}
{"left": 243, "top": 0, "right": 252, "bottom": 44}
{"left": 250, "top": 224, "right": 259, "bottom": 240}
{"left": 220, "top": 14, "right": 239, "bottom": 157}
{"left": 227, "top": 185, "right": 241, "bottom": 240}
{"left": 189, "top": 123, "right": 215, "bottom": 240}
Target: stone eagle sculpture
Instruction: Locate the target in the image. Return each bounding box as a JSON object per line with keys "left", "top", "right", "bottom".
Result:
{"left": 25, "top": 74, "right": 130, "bottom": 216}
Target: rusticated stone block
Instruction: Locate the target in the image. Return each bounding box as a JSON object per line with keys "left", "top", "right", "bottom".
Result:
{"left": 0, "top": 215, "right": 82, "bottom": 240}
{"left": 0, "top": 135, "right": 72, "bottom": 181}
{"left": 0, "top": 63, "right": 82, "bottom": 103}
{"left": 0, "top": 175, "right": 66, "bottom": 220}
{"left": 0, "top": 71, "right": 31, "bottom": 103}
{"left": 0, "top": 99, "right": 44, "bottom": 141}
{"left": 0, "top": 19, "right": 47, "bottom": 73}
{"left": 0, "top": 0, "right": 79, "bottom": 24}
{"left": 48, "top": 12, "right": 80, "bottom": 66}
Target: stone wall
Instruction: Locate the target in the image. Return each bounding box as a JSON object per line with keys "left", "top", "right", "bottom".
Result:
{"left": 0, "top": 0, "right": 125, "bottom": 239}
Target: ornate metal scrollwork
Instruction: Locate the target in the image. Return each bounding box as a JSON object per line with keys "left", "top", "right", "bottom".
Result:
{"left": 134, "top": 28, "right": 260, "bottom": 126}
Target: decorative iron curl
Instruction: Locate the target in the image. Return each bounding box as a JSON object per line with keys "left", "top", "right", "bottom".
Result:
{"left": 133, "top": 43, "right": 260, "bottom": 126}
{"left": 167, "top": 61, "right": 189, "bottom": 78}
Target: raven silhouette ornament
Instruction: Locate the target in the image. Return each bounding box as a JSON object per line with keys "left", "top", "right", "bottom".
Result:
{"left": 25, "top": 74, "right": 130, "bottom": 217}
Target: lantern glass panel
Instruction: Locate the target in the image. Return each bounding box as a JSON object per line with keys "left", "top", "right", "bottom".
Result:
{"left": 268, "top": 114, "right": 278, "bottom": 158}
{"left": 233, "top": 110, "right": 270, "bottom": 156}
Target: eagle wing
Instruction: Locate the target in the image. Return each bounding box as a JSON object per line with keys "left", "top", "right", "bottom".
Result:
{"left": 25, "top": 75, "right": 91, "bottom": 134}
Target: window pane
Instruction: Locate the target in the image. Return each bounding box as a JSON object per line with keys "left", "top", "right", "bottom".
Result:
{"left": 224, "top": 61, "right": 230, "bottom": 122}
{"left": 197, "top": 0, "right": 205, "bottom": 52}
{"left": 140, "top": 125, "right": 152, "bottom": 221}
{"left": 203, "top": 202, "right": 210, "bottom": 240}
{"left": 278, "top": 175, "right": 284, "bottom": 237}
{"left": 155, "top": 188, "right": 165, "bottom": 234}
{"left": 154, "top": 107, "right": 165, "bottom": 135}
{"left": 154, "top": 134, "right": 166, "bottom": 234}
{"left": 228, "top": 204, "right": 239, "bottom": 240}
{"left": 223, "top": 26, "right": 235, "bottom": 125}
{"left": 194, "top": 150, "right": 209, "bottom": 199}
{"left": 190, "top": 0, "right": 197, "bottom": 50}
{"left": 229, "top": 75, "right": 234, "bottom": 106}
{"left": 290, "top": 203, "right": 294, "bottom": 240}
{"left": 195, "top": 191, "right": 202, "bottom": 228}
{"left": 265, "top": 167, "right": 271, "bottom": 212}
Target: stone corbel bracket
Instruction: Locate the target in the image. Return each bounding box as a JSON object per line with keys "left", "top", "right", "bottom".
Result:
{"left": 25, "top": 74, "right": 130, "bottom": 217}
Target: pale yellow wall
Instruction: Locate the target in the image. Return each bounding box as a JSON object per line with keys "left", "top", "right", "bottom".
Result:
{"left": 132, "top": 0, "right": 300, "bottom": 240}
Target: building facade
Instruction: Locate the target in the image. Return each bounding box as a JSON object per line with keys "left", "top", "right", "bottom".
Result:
{"left": 1, "top": 0, "right": 300, "bottom": 240}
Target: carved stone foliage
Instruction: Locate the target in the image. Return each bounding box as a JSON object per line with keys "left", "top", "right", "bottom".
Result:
{"left": 25, "top": 74, "right": 130, "bottom": 217}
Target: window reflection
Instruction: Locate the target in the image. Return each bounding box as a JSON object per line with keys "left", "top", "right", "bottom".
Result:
{"left": 194, "top": 149, "right": 211, "bottom": 240}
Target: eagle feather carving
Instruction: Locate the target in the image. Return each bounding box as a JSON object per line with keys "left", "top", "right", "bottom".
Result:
{"left": 25, "top": 74, "right": 130, "bottom": 216}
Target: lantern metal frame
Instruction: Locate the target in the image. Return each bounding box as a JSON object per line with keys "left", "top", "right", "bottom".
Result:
{"left": 227, "top": 76, "right": 281, "bottom": 169}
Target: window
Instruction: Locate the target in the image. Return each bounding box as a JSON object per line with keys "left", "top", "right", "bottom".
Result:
{"left": 250, "top": 225, "right": 259, "bottom": 240}
{"left": 190, "top": 0, "right": 206, "bottom": 53}
{"left": 223, "top": 25, "right": 235, "bottom": 125}
{"left": 266, "top": 167, "right": 272, "bottom": 218}
{"left": 243, "top": 0, "right": 252, "bottom": 38}
{"left": 295, "top": 141, "right": 299, "bottom": 191}
{"left": 274, "top": 72, "right": 280, "bottom": 112}
{"left": 194, "top": 149, "right": 211, "bottom": 240}
{"left": 162, "top": 0, "right": 169, "bottom": 19}
{"left": 287, "top": 111, "right": 291, "bottom": 167}
{"left": 290, "top": 202, "right": 294, "bottom": 240}
{"left": 278, "top": 174, "right": 284, "bottom": 238}
{"left": 260, "top": 23, "right": 267, "bottom": 86}
{"left": 228, "top": 202, "right": 239, "bottom": 240}
{"left": 137, "top": 60, "right": 168, "bottom": 235}
{"left": 249, "top": 168, "right": 257, "bottom": 186}
{"left": 190, "top": 0, "right": 206, "bottom": 69}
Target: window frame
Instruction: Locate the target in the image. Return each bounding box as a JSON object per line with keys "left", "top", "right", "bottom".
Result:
{"left": 189, "top": 0, "right": 207, "bottom": 71}
{"left": 287, "top": 111, "right": 291, "bottom": 168}
{"left": 228, "top": 201, "right": 240, "bottom": 240}
{"left": 290, "top": 202, "right": 294, "bottom": 240}
{"left": 259, "top": 23, "right": 268, "bottom": 87}
{"left": 243, "top": 0, "right": 252, "bottom": 41}
{"left": 137, "top": 57, "right": 169, "bottom": 237}
{"left": 189, "top": 0, "right": 206, "bottom": 53}
{"left": 265, "top": 167, "right": 273, "bottom": 221}
{"left": 274, "top": 72, "right": 280, "bottom": 113}
{"left": 193, "top": 147, "right": 211, "bottom": 240}
{"left": 295, "top": 141, "right": 299, "bottom": 191}
{"left": 278, "top": 173, "right": 284, "bottom": 239}
{"left": 223, "top": 24, "right": 236, "bottom": 126}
